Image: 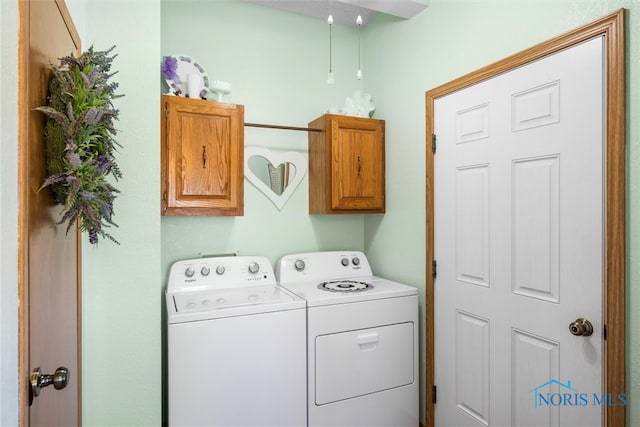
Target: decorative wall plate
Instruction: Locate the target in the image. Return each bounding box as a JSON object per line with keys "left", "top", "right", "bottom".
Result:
{"left": 163, "top": 54, "right": 210, "bottom": 98}
{"left": 244, "top": 147, "right": 307, "bottom": 210}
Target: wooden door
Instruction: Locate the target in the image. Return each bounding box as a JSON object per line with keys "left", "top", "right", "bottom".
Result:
{"left": 19, "top": 0, "right": 82, "bottom": 425}
{"left": 425, "top": 10, "right": 625, "bottom": 427}
{"left": 162, "top": 95, "right": 244, "bottom": 216}
{"left": 435, "top": 36, "right": 604, "bottom": 426}
{"left": 330, "top": 116, "right": 385, "bottom": 211}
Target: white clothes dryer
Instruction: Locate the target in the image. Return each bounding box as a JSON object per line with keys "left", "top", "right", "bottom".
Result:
{"left": 276, "top": 251, "right": 419, "bottom": 427}
{"left": 167, "top": 255, "right": 306, "bottom": 427}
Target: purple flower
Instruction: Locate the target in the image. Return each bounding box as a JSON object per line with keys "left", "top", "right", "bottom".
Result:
{"left": 80, "top": 191, "right": 98, "bottom": 200}
{"left": 88, "top": 228, "right": 98, "bottom": 244}
{"left": 94, "top": 155, "right": 111, "bottom": 175}
{"left": 65, "top": 151, "right": 82, "bottom": 168}
{"left": 161, "top": 56, "right": 179, "bottom": 82}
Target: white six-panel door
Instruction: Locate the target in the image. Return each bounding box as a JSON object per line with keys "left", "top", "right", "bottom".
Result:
{"left": 434, "top": 36, "right": 605, "bottom": 426}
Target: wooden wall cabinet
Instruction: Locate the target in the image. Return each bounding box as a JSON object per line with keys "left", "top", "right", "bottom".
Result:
{"left": 308, "top": 114, "right": 385, "bottom": 214}
{"left": 161, "top": 95, "right": 244, "bottom": 216}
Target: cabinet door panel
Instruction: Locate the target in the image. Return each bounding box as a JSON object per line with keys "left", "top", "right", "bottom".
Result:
{"left": 179, "top": 113, "right": 230, "bottom": 198}
{"left": 331, "top": 118, "right": 384, "bottom": 211}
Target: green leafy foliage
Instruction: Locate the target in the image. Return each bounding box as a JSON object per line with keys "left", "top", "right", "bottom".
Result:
{"left": 36, "top": 46, "right": 123, "bottom": 245}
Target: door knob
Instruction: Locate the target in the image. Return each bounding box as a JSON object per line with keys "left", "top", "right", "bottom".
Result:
{"left": 568, "top": 318, "right": 593, "bottom": 337}
{"left": 30, "top": 366, "right": 70, "bottom": 398}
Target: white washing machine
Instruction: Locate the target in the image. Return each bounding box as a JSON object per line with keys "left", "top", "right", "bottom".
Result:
{"left": 276, "top": 251, "right": 419, "bottom": 427}
{"left": 166, "top": 255, "right": 306, "bottom": 427}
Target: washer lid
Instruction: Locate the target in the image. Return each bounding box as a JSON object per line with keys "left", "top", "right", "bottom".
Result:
{"left": 173, "top": 285, "right": 297, "bottom": 313}
{"left": 168, "top": 285, "right": 305, "bottom": 323}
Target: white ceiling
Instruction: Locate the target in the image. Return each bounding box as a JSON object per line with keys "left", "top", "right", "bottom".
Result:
{"left": 243, "top": 0, "right": 427, "bottom": 26}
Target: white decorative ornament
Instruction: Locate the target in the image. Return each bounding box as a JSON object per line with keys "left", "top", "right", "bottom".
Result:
{"left": 210, "top": 80, "right": 231, "bottom": 102}
{"left": 327, "top": 91, "right": 375, "bottom": 118}
{"left": 244, "top": 147, "right": 307, "bottom": 211}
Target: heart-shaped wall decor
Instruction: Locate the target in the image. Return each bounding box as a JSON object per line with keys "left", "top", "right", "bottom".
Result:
{"left": 244, "top": 147, "right": 307, "bottom": 210}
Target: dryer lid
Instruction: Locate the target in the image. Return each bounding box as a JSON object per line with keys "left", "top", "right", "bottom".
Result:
{"left": 318, "top": 280, "right": 373, "bottom": 292}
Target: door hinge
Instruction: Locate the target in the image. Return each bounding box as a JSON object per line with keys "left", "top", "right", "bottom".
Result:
{"left": 432, "top": 385, "right": 437, "bottom": 404}
{"left": 603, "top": 324, "right": 607, "bottom": 340}
{"left": 431, "top": 134, "right": 437, "bottom": 154}
{"left": 432, "top": 260, "right": 437, "bottom": 279}
{"left": 164, "top": 108, "right": 168, "bottom": 119}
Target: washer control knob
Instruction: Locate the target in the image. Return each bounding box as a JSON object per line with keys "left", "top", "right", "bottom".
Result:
{"left": 341, "top": 257, "right": 349, "bottom": 267}
{"left": 201, "top": 266, "right": 211, "bottom": 276}
{"left": 185, "top": 267, "right": 195, "bottom": 278}
{"left": 294, "top": 259, "right": 306, "bottom": 271}
{"left": 215, "top": 265, "right": 225, "bottom": 275}
{"left": 352, "top": 257, "right": 360, "bottom": 266}
{"left": 248, "top": 262, "right": 260, "bottom": 274}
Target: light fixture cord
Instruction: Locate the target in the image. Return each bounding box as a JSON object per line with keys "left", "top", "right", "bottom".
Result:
{"left": 327, "top": 0, "right": 334, "bottom": 84}
{"left": 329, "top": 21, "right": 333, "bottom": 73}
{"left": 356, "top": 14, "right": 363, "bottom": 79}
{"left": 358, "top": 22, "right": 361, "bottom": 73}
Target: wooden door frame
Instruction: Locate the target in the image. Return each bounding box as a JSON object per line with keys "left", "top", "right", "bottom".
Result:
{"left": 425, "top": 9, "right": 625, "bottom": 427}
{"left": 18, "top": 0, "right": 82, "bottom": 424}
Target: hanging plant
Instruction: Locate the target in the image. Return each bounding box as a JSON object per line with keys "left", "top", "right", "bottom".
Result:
{"left": 36, "top": 46, "right": 123, "bottom": 245}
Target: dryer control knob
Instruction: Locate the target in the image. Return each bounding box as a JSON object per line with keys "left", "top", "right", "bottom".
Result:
{"left": 352, "top": 257, "right": 360, "bottom": 266}
{"left": 248, "top": 262, "right": 260, "bottom": 274}
{"left": 294, "top": 259, "right": 306, "bottom": 271}
{"left": 201, "top": 266, "right": 211, "bottom": 276}
{"left": 215, "top": 265, "right": 225, "bottom": 275}
{"left": 185, "top": 267, "right": 195, "bottom": 278}
{"left": 341, "top": 257, "right": 349, "bottom": 266}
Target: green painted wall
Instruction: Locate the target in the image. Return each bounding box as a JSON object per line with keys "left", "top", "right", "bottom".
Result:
{"left": 82, "top": 0, "right": 162, "bottom": 425}
{"left": 160, "top": 0, "right": 368, "bottom": 275}
{"left": 70, "top": 0, "right": 639, "bottom": 425}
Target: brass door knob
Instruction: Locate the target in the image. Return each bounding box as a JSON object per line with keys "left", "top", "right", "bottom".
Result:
{"left": 569, "top": 318, "right": 593, "bottom": 336}
{"left": 30, "top": 366, "right": 70, "bottom": 398}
